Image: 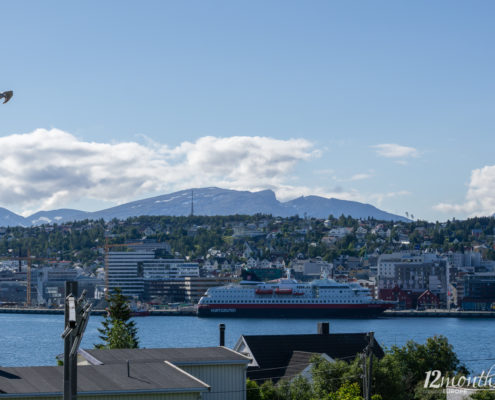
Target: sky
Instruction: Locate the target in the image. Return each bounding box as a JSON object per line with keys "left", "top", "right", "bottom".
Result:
{"left": 1, "top": 1, "right": 494, "bottom": 221}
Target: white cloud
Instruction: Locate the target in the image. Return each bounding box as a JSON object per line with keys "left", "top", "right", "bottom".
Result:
{"left": 370, "top": 190, "right": 411, "bottom": 207}
{"left": 349, "top": 173, "right": 373, "bottom": 181}
{"left": 0, "top": 128, "right": 416, "bottom": 216}
{"left": 434, "top": 165, "right": 495, "bottom": 216}
{"left": 372, "top": 143, "right": 419, "bottom": 159}
{"left": 0, "top": 129, "right": 320, "bottom": 214}
{"left": 274, "top": 184, "right": 363, "bottom": 203}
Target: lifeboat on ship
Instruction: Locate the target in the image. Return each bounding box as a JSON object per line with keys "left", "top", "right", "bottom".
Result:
{"left": 275, "top": 288, "right": 293, "bottom": 295}
{"left": 255, "top": 288, "right": 273, "bottom": 295}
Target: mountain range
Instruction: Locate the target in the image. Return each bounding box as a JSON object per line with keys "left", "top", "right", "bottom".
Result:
{"left": 0, "top": 187, "right": 409, "bottom": 227}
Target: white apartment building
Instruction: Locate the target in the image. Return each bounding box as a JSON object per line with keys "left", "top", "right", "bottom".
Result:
{"left": 107, "top": 250, "right": 154, "bottom": 297}
{"left": 142, "top": 259, "right": 200, "bottom": 280}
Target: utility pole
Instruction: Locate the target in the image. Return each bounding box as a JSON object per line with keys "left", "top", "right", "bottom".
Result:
{"left": 61, "top": 281, "right": 92, "bottom": 400}
{"left": 367, "top": 332, "right": 374, "bottom": 400}
{"left": 361, "top": 332, "right": 375, "bottom": 400}
{"left": 361, "top": 352, "right": 368, "bottom": 400}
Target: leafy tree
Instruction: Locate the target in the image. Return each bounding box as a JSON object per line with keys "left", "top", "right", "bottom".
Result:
{"left": 311, "top": 356, "right": 362, "bottom": 397}
{"left": 373, "top": 336, "right": 467, "bottom": 400}
{"left": 277, "top": 375, "right": 313, "bottom": 400}
{"left": 96, "top": 287, "right": 139, "bottom": 349}
{"left": 246, "top": 379, "right": 262, "bottom": 400}
{"left": 388, "top": 335, "right": 468, "bottom": 390}
{"left": 327, "top": 382, "right": 364, "bottom": 400}
{"left": 259, "top": 380, "right": 278, "bottom": 400}
{"left": 372, "top": 353, "right": 408, "bottom": 400}
{"left": 470, "top": 391, "right": 495, "bottom": 400}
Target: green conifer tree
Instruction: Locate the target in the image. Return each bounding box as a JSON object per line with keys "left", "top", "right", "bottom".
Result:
{"left": 95, "top": 287, "right": 139, "bottom": 349}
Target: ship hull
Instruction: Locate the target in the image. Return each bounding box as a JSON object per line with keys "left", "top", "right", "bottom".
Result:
{"left": 197, "top": 304, "right": 391, "bottom": 318}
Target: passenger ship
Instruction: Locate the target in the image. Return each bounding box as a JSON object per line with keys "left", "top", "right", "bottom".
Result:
{"left": 197, "top": 272, "right": 395, "bottom": 318}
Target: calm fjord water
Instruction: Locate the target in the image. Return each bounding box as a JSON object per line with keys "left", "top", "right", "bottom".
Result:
{"left": 0, "top": 314, "right": 493, "bottom": 374}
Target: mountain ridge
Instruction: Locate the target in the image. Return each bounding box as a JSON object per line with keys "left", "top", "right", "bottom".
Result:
{"left": 0, "top": 187, "right": 409, "bottom": 227}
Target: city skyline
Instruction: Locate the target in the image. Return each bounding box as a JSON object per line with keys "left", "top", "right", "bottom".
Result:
{"left": 1, "top": 1, "right": 494, "bottom": 221}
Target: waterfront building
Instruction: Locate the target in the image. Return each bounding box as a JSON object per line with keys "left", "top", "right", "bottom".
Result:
{"left": 141, "top": 259, "right": 199, "bottom": 302}
{"left": 0, "top": 267, "right": 40, "bottom": 305}
{"left": 107, "top": 241, "right": 181, "bottom": 299}
{"left": 143, "top": 259, "right": 199, "bottom": 280}
{"left": 377, "top": 251, "right": 449, "bottom": 307}
{"left": 107, "top": 250, "right": 154, "bottom": 298}
{"left": 0, "top": 280, "right": 25, "bottom": 303}
{"left": 183, "top": 277, "right": 232, "bottom": 303}
{"left": 143, "top": 279, "right": 186, "bottom": 303}
{"left": 462, "top": 273, "right": 495, "bottom": 311}
{"left": 37, "top": 266, "right": 79, "bottom": 305}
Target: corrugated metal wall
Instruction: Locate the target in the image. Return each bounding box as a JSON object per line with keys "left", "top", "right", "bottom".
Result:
{"left": 181, "top": 365, "right": 246, "bottom": 400}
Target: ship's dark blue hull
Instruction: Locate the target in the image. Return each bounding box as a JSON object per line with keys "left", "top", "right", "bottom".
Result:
{"left": 197, "top": 304, "right": 391, "bottom": 318}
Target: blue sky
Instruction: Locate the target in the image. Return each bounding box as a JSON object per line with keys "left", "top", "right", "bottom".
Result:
{"left": 1, "top": 1, "right": 494, "bottom": 220}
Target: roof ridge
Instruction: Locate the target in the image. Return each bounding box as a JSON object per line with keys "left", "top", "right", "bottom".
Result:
{"left": 243, "top": 332, "right": 369, "bottom": 338}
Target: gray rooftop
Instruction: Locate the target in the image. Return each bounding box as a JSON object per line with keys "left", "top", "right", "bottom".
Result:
{"left": 80, "top": 346, "right": 250, "bottom": 366}
{"left": 0, "top": 362, "right": 209, "bottom": 396}
{"left": 283, "top": 351, "right": 321, "bottom": 380}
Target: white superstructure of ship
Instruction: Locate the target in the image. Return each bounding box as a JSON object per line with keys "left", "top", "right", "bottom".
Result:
{"left": 198, "top": 270, "right": 395, "bottom": 318}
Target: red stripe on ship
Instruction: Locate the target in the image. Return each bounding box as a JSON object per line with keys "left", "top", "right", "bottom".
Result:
{"left": 199, "top": 303, "right": 391, "bottom": 310}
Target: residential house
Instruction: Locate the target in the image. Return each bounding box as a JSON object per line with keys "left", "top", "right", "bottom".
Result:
{"left": 0, "top": 362, "right": 210, "bottom": 400}
{"left": 77, "top": 346, "right": 250, "bottom": 400}
{"left": 234, "top": 323, "right": 383, "bottom": 383}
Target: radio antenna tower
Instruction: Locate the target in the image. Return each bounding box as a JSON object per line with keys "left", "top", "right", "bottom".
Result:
{"left": 190, "top": 189, "right": 194, "bottom": 216}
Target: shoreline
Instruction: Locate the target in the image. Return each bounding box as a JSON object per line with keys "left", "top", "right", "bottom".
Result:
{"left": 383, "top": 309, "right": 495, "bottom": 318}
{"left": 0, "top": 307, "right": 197, "bottom": 316}
{"left": 1, "top": 307, "right": 495, "bottom": 318}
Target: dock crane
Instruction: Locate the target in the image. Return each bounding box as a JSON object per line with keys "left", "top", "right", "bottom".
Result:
{"left": 1, "top": 250, "right": 56, "bottom": 306}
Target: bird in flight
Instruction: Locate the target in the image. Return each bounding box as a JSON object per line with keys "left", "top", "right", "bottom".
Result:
{"left": 0, "top": 90, "right": 13, "bottom": 104}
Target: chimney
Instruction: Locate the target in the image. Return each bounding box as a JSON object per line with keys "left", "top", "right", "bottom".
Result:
{"left": 317, "top": 322, "right": 329, "bottom": 335}
{"left": 219, "top": 324, "right": 225, "bottom": 346}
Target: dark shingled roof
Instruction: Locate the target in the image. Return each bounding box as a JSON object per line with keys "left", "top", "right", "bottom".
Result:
{"left": 0, "top": 362, "right": 209, "bottom": 395}
{"left": 240, "top": 333, "right": 384, "bottom": 382}
{"left": 81, "top": 346, "right": 250, "bottom": 366}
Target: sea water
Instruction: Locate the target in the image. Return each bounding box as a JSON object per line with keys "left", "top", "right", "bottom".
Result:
{"left": 0, "top": 314, "right": 493, "bottom": 375}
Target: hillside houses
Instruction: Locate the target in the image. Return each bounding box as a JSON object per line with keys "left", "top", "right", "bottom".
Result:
{"left": 1, "top": 214, "right": 495, "bottom": 309}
